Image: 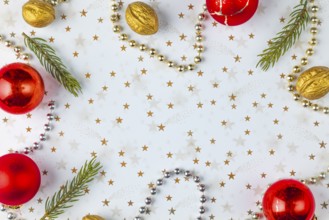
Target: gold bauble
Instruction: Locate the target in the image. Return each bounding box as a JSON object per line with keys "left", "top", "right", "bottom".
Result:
{"left": 125, "top": 1, "right": 159, "bottom": 35}
{"left": 22, "top": 0, "right": 56, "bottom": 28}
{"left": 296, "top": 66, "right": 329, "bottom": 100}
{"left": 82, "top": 214, "right": 105, "bottom": 220}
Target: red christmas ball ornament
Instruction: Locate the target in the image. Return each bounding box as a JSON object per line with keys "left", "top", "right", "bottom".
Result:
{"left": 262, "top": 179, "right": 316, "bottom": 220}
{"left": 206, "top": 0, "right": 259, "bottom": 26}
{"left": 0, "top": 63, "right": 45, "bottom": 115}
{"left": 0, "top": 153, "right": 41, "bottom": 206}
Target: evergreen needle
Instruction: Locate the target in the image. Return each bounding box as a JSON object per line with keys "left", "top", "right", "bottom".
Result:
{"left": 22, "top": 32, "right": 82, "bottom": 97}
{"left": 40, "top": 158, "right": 102, "bottom": 220}
{"left": 257, "top": 0, "right": 310, "bottom": 71}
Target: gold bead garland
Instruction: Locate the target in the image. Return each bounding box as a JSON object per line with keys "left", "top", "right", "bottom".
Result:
{"left": 0, "top": 34, "right": 30, "bottom": 62}
{"left": 110, "top": 0, "right": 207, "bottom": 72}
{"left": 286, "top": 0, "right": 329, "bottom": 114}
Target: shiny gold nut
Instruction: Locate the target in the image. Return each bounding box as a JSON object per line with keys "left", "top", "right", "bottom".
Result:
{"left": 22, "top": 0, "right": 55, "bottom": 28}
{"left": 125, "top": 1, "right": 159, "bottom": 35}
{"left": 82, "top": 214, "right": 105, "bottom": 220}
{"left": 296, "top": 66, "right": 329, "bottom": 100}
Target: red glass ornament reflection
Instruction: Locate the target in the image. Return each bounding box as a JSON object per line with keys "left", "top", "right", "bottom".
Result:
{"left": 0, "top": 63, "right": 44, "bottom": 114}
{"left": 0, "top": 153, "right": 41, "bottom": 206}
{"left": 262, "top": 179, "right": 315, "bottom": 220}
{"left": 206, "top": 0, "right": 259, "bottom": 26}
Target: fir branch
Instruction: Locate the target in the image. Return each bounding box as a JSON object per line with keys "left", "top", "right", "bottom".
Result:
{"left": 257, "top": 0, "right": 310, "bottom": 71}
{"left": 40, "top": 158, "right": 102, "bottom": 220}
{"left": 22, "top": 32, "right": 82, "bottom": 97}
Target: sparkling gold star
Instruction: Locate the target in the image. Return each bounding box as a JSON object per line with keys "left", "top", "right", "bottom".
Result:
{"left": 102, "top": 199, "right": 110, "bottom": 206}
{"left": 178, "top": 12, "right": 184, "bottom": 19}
{"left": 228, "top": 172, "right": 235, "bottom": 180}
{"left": 80, "top": 9, "right": 87, "bottom": 17}
{"left": 85, "top": 72, "right": 91, "bottom": 78}
{"left": 137, "top": 171, "right": 144, "bottom": 177}
{"left": 101, "top": 138, "right": 108, "bottom": 146}
{"left": 179, "top": 33, "right": 187, "bottom": 41}
{"left": 158, "top": 124, "right": 165, "bottom": 131}
{"left": 319, "top": 141, "right": 327, "bottom": 148}
{"left": 108, "top": 179, "right": 114, "bottom": 185}
{"left": 118, "top": 150, "right": 125, "bottom": 157}
{"left": 166, "top": 41, "right": 173, "bottom": 46}
{"left": 234, "top": 55, "right": 241, "bottom": 62}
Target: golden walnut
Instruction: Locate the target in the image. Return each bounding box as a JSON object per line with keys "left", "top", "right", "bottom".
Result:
{"left": 22, "top": 0, "right": 55, "bottom": 28}
{"left": 82, "top": 214, "right": 105, "bottom": 220}
{"left": 296, "top": 66, "right": 329, "bottom": 100}
{"left": 125, "top": 1, "right": 159, "bottom": 35}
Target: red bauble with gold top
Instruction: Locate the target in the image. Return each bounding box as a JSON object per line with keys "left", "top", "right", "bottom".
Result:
{"left": 262, "top": 179, "right": 316, "bottom": 220}
{"left": 0, "top": 63, "right": 44, "bottom": 114}
{"left": 206, "top": 0, "right": 259, "bottom": 26}
{"left": 0, "top": 153, "right": 41, "bottom": 206}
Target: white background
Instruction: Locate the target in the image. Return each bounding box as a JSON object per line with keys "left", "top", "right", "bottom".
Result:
{"left": 1, "top": 0, "right": 329, "bottom": 219}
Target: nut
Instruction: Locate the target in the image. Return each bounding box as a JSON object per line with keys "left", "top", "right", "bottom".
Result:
{"left": 296, "top": 66, "right": 329, "bottom": 100}
{"left": 125, "top": 1, "right": 159, "bottom": 35}
{"left": 82, "top": 214, "right": 105, "bottom": 220}
{"left": 22, "top": 0, "right": 55, "bottom": 28}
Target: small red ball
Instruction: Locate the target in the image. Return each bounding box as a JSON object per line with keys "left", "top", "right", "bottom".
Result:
{"left": 0, "top": 153, "right": 41, "bottom": 206}
{"left": 206, "top": 0, "right": 259, "bottom": 26}
{"left": 0, "top": 63, "right": 45, "bottom": 114}
{"left": 262, "top": 179, "right": 315, "bottom": 220}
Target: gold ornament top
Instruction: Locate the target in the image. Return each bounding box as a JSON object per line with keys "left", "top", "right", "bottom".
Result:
{"left": 296, "top": 66, "right": 329, "bottom": 100}
{"left": 82, "top": 214, "right": 105, "bottom": 220}
{"left": 22, "top": 0, "right": 56, "bottom": 28}
{"left": 125, "top": 1, "right": 159, "bottom": 35}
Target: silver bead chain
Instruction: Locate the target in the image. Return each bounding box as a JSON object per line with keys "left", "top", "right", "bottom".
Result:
{"left": 0, "top": 34, "right": 57, "bottom": 220}
{"left": 14, "top": 101, "right": 56, "bottom": 155}
{"left": 0, "top": 101, "right": 56, "bottom": 220}
{"left": 134, "top": 168, "right": 208, "bottom": 220}
{"left": 110, "top": 0, "right": 207, "bottom": 72}
{"left": 286, "top": 0, "right": 326, "bottom": 114}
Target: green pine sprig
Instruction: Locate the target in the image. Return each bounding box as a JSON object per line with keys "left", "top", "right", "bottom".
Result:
{"left": 40, "top": 158, "right": 102, "bottom": 220}
{"left": 257, "top": 0, "right": 310, "bottom": 71}
{"left": 22, "top": 32, "right": 82, "bottom": 97}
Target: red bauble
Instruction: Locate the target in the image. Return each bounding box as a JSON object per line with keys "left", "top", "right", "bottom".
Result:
{"left": 206, "top": 0, "right": 259, "bottom": 26}
{"left": 0, "top": 63, "right": 45, "bottom": 114}
{"left": 0, "top": 153, "right": 41, "bottom": 206}
{"left": 262, "top": 179, "right": 315, "bottom": 220}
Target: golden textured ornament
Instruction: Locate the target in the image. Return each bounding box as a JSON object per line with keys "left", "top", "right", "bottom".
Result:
{"left": 82, "top": 214, "right": 105, "bottom": 220}
{"left": 296, "top": 66, "right": 329, "bottom": 100}
{"left": 125, "top": 1, "right": 159, "bottom": 35}
{"left": 22, "top": 0, "right": 56, "bottom": 28}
